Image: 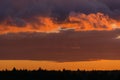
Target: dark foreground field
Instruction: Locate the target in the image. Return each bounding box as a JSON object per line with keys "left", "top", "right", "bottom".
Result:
{"left": 0, "top": 68, "right": 120, "bottom": 80}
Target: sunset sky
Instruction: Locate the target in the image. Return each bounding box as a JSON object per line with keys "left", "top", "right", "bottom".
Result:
{"left": 0, "top": 0, "right": 120, "bottom": 70}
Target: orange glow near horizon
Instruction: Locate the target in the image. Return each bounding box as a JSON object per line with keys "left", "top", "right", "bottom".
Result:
{"left": 0, "top": 60, "right": 120, "bottom": 71}
{"left": 0, "top": 13, "right": 120, "bottom": 34}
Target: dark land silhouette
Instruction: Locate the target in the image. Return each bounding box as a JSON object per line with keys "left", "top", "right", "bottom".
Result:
{"left": 0, "top": 68, "right": 120, "bottom": 80}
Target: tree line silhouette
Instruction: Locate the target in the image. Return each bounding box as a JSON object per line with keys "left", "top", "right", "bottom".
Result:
{"left": 0, "top": 68, "right": 120, "bottom": 80}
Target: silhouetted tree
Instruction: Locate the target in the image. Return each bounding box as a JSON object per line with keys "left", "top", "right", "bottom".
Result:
{"left": 0, "top": 68, "right": 120, "bottom": 80}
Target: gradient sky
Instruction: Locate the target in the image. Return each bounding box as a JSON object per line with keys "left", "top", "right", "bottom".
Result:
{"left": 0, "top": 0, "right": 120, "bottom": 70}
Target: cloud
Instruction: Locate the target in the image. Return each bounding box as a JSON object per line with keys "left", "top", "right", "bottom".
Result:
{"left": 115, "top": 35, "right": 120, "bottom": 39}
{"left": 0, "top": 0, "right": 120, "bottom": 26}
{"left": 0, "top": 0, "right": 120, "bottom": 62}
{"left": 0, "top": 12, "right": 120, "bottom": 34}
{"left": 0, "top": 30, "right": 120, "bottom": 61}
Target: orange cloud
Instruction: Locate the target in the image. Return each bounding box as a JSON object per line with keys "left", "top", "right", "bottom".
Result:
{"left": 0, "top": 13, "right": 120, "bottom": 34}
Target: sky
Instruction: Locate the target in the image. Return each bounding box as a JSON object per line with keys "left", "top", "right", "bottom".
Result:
{"left": 0, "top": 0, "right": 120, "bottom": 70}
{"left": 1, "top": 60, "right": 120, "bottom": 71}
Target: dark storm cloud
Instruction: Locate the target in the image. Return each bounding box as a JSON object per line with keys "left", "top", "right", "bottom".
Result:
{"left": 0, "top": 0, "right": 120, "bottom": 26}
{"left": 1, "top": 0, "right": 120, "bottom": 62}
{"left": 0, "top": 30, "right": 120, "bottom": 62}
